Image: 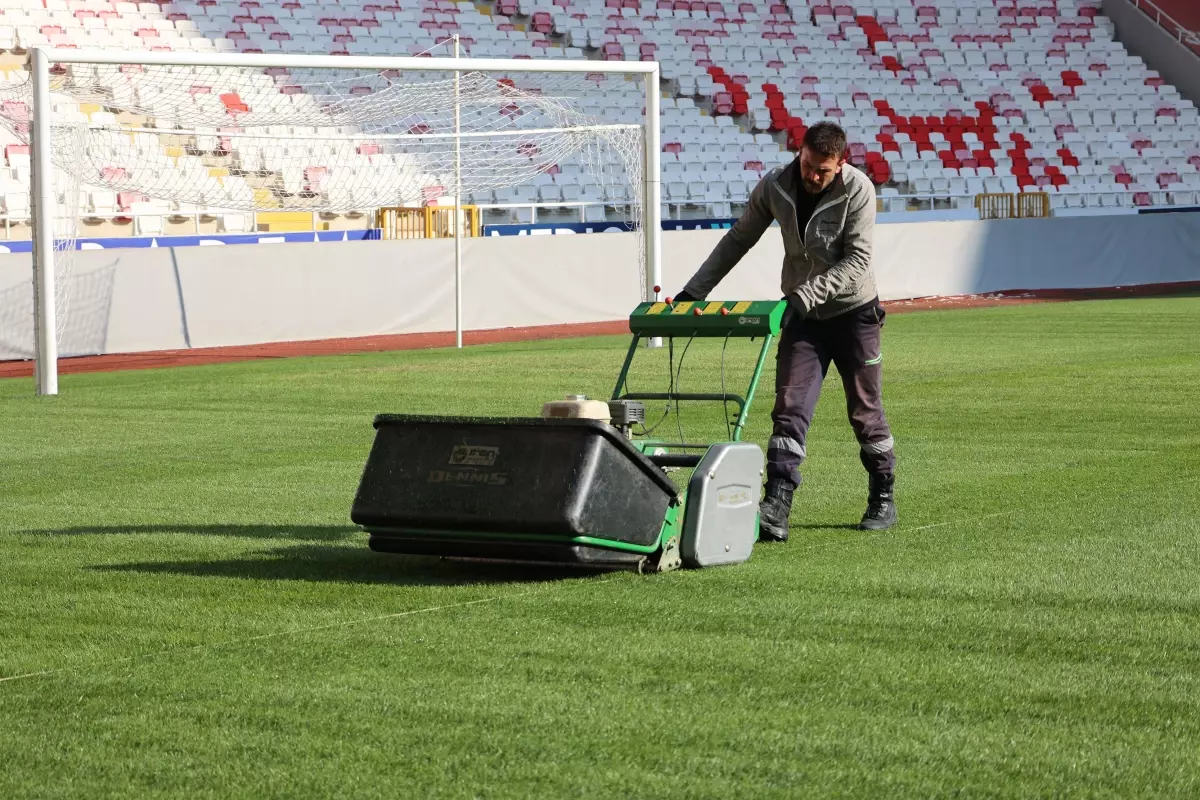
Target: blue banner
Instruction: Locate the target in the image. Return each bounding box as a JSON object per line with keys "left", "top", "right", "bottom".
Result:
{"left": 0, "top": 228, "right": 380, "bottom": 254}
{"left": 662, "top": 218, "right": 736, "bottom": 231}
{"left": 482, "top": 218, "right": 735, "bottom": 237}
{"left": 1138, "top": 205, "right": 1200, "bottom": 215}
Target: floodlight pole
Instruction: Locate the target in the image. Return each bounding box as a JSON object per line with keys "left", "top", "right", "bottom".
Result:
{"left": 30, "top": 46, "right": 58, "bottom": 396}
{"left": 453, "top": 35, "right": 463, "bottom": 350}
{"left": 643, "top": 64, "right": 663, "bottom": 349}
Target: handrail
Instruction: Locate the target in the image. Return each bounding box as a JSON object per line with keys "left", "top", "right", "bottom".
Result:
{"left": 1130, "top": 0, "right": 1200, "bottom": 50}
{"left": 0, "top": 188, "right": 1191, "bottom": 241}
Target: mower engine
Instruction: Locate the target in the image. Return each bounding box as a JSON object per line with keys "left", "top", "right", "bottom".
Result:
{"left": 606, "top": 399, "right": 647, "bottom": 439}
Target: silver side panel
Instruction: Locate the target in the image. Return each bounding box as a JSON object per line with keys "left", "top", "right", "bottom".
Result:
{"left": 681, "top": 442, "right": 763, "bottom": 568}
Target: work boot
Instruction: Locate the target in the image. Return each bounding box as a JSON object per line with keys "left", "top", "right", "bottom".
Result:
{"left": 858, "top": 473, "right": 898, "bottom": 531}
{"left": 758, "top": 478, "right": 795, "bottom": 542}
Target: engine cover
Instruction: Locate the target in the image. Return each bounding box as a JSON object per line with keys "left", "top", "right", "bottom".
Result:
{"left": 681, "top": 442, "right": 763, "bottom": 568}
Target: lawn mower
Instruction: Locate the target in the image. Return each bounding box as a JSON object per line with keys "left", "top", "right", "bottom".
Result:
{"left": 350, "top": 298, "right": 787, "bottom": 572}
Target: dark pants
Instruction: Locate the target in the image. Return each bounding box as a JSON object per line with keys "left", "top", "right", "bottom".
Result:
{"left": 767, "top": 301, "right": 895, "bottom": 490}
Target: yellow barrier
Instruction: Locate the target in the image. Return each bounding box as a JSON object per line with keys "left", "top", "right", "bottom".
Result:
{"left": 975, "top": 193, "right": 1014, "bottom": 220}
{"left": 256, "top": 211, "right": 312, "bottom": 232}
{"left": 1015, "top": 192, "right": 1050, "bottom": 219}
{"left": 376, "top": 205, "right": 481, "bottom": 240}
{"left": 975, "top": 192, "right": 1051, "bottom": 220}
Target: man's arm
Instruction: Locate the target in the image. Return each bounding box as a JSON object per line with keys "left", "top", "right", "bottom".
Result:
{"left": 679, "top": 172, "right": 775, "bottom": 300}
{"left": 790, "top": 178, "right": 876, "bottom": 312}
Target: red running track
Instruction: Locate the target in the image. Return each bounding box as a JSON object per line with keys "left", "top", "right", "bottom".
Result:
{"left": 2, "top": 282, "right": 1197, "bottom": 380}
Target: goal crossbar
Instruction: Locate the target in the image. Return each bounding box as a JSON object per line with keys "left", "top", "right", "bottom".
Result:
{"left": 34, "top": 48, "right": 661, "bottom": 74}
{"left": 26, "top": 47, "right": 663, "bottom": 396}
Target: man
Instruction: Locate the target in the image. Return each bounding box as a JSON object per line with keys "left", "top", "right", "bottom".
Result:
{"left": 672, "top": 121, "right": 897, "bottom": 540}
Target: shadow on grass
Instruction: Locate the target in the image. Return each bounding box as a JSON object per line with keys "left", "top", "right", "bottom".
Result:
{"left": 89, "top": 544, "right": 609, "bottom": 587}
{"left": 24, "top": 524, "right": 359, "bottom": 542}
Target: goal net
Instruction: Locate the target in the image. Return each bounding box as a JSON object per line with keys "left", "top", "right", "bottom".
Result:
{"left": 3, "top": 49, "right": 661, "bottom": 394}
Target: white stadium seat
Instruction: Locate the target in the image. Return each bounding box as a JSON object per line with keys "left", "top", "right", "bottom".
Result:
{"left": 0, "top": 0, "right": 1189, "bottom": 231}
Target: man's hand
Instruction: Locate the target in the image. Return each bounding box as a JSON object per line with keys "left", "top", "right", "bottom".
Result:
{"left": 671, "top": 289, "right": 697, "bottom": 303}
{"left": 782, "top": 293, "right": 808, "bottom": 328}
{"left": 785, "top": 293, "right": 808, "bottom": 319}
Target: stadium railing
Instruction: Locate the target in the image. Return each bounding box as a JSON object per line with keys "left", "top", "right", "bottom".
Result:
{"left": 0, "top": 192, "right": 1186, "bottom": 242}
{"left": 1129, "top": 0, "right": 1200, "bottom": 54}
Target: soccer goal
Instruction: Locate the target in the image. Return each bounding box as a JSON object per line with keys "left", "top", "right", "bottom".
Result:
{"left": 15, "top": 46, "right": 662, "bottom": 395}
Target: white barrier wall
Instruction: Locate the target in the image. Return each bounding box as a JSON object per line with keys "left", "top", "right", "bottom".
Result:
{"left": 0, "top": 247, "right": 189, "bottom": 359}
{"left": 2, "top": 212, "right": 1200, "bottom": 360}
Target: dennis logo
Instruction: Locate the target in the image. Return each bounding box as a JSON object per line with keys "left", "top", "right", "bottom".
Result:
{"left": 717, "top": 485, "right": 752, "bottom": 508}
{"left": 432, "top": 444, "right": 507, "bottom": 485}
{"left": 450, "top": 445, "right": 499, "bottom": 466}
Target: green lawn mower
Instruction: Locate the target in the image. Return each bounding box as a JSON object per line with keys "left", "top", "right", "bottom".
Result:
{"left": 351, "top": 299, "right": 786, "bottom": 573}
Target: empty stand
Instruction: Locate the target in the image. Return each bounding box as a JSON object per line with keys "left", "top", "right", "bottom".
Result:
{"left": 0, "top": 0, "right": 1198, "bottom": 233}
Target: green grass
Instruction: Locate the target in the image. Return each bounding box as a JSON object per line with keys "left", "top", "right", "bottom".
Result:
{"left": 2, "top": 296, "right": 1199, "bottom": 798}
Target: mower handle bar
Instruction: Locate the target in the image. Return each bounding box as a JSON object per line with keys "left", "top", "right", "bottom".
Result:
{"left": 616, "top": 391, "right": 746, "bottom": 415}
{"left": 648, "top": 453, "right": 705, "bottom": 469}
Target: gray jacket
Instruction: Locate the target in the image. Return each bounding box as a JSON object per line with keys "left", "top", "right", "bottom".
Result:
{"left": 681, "top": 160, "right": 878, "bottom": 321}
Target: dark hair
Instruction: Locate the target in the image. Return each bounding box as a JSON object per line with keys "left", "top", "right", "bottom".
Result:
{"left": 802, "top": 122, "right": 847, "bottom": 160}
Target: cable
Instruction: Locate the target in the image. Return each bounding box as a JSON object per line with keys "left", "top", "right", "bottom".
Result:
{"left": 720, "top": 330, "right": 733, "bottom": 440}
{"left": 626, "top": 330, "right": 695, "bottom": 441}
{"left": 672, "top": 331, "right": 696, "bottom": 445}
{"left": 631, "top": 335, "right": 675, "bottom": 437}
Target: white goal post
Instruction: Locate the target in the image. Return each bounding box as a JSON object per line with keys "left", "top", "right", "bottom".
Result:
{"left": 24, "top": 47, "right": 663, "bottom": 395}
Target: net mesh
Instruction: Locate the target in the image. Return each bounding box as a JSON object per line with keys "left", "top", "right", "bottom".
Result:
{"left": 0, "top": 58, "right": 648, "bottom": 354}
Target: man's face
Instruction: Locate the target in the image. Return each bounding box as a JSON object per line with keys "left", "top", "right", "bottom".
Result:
{"left": 798, "top": 146, "right": 844, "bottom": 194}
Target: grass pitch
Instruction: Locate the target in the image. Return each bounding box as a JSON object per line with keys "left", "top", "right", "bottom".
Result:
{"left": 2, "top": 297, "right": 1199, "bottom": 798}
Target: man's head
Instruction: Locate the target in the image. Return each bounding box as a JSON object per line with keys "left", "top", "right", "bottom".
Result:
{"left": 798, "top": 122, "right": 847, "bottom": 194}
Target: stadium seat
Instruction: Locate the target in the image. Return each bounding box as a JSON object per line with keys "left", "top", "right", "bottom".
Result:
{"left": 0, "top": 0, "right": 1192, "bottom": 231}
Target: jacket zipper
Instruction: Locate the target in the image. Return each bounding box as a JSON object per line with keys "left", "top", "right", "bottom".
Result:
{"left": 803, "top": 194, "right": 847, "bottom": 319}
{"left": 804, "top": 194, "right": 848, "bottom": 243}
{"left": 773, "top": 181, "right": 849, "bottom": 314}
{"left": 772, "top": 181, "right": 849, "bottom": 250}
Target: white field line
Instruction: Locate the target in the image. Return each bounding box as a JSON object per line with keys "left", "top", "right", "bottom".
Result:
{"left": 904, "top": 510, "right": 1016, "bottom": 533}
{"left": 0, "top": 509, "right": 1036, "bottom": 684}
{"left": 0, "top": 582, "right": 591, "bottom": 686}
{"left": 808, "top": 472, "right": 1196, "bottom": 553}
{"left": 799, "top": 510, "right": 1018, "bottom": 553}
